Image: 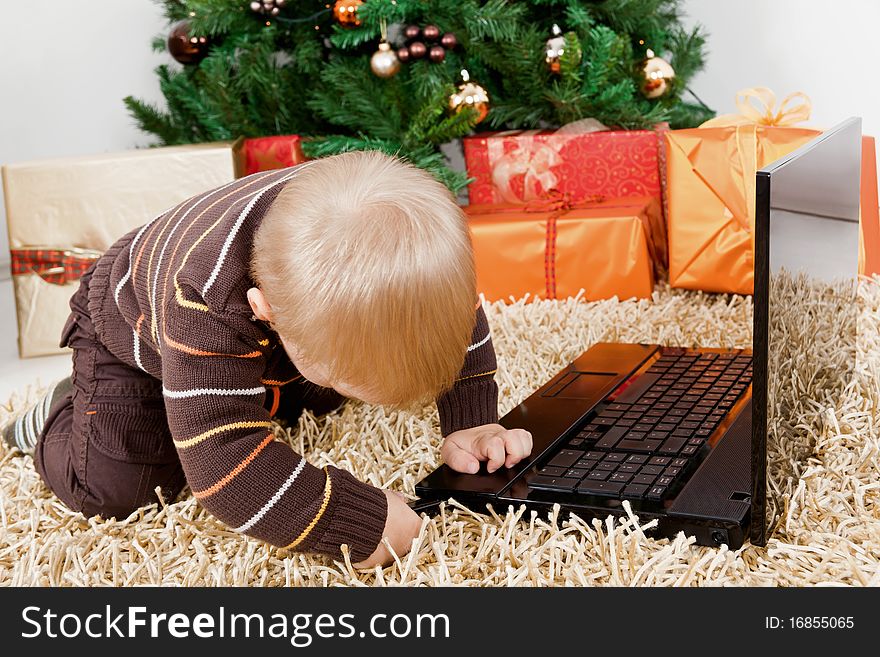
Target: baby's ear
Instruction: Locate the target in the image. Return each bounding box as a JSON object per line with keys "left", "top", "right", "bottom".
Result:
{"left": 246, "top": 287, "right": 273, "bottom": 322}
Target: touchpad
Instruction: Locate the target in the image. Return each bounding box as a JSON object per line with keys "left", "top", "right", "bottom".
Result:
{"left": 541, "top": 371, "right": 618, "bottom": 399}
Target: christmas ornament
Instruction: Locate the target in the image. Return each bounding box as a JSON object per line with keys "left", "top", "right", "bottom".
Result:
{"left": 545, "top": 24, "right": 566, "bottom": 74}
{"left": 404, "top": 25, "right": 421, "bottom": 40}
{"left": 397, "top": 47, "right": 411, "bottom": 62}
{"left": 167, "top": 20, "right": 210, "bottom": 65}
{"left": 249, "top": 0, "right": 285, "bottom": 16}
{"left": 409, "top": 41, "right": 427, "bottom": 59}
{"left": 429, "top": 45, "right": 446, "bottom": 62}
{"left": 449, "top": 69, "right": 489, "bottom": 124}
{"left": 641, "top": 48, "right": 676, "bottom": 98}
{"left": 333, "top": 0, "right": 363, "bottom": 27}
{"left": 370, "top": 21, "right": 399, "bottom": 78}
{"left": 440, "top": 32, "right": 457, "bottom": 49}
{"left": 422, "top": 24, "right": 440, "bottom": 41}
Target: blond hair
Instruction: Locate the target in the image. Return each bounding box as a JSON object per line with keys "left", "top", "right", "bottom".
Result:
{"left": 251, "top": 151, "right": 476, "bottom": 408}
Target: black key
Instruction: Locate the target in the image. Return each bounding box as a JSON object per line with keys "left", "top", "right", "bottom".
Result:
{"left": 595, "top": 426, "right": 627, "bottom": 449}
{"left": 647, "top": 485, "right": 667, "bottom": 500}
{"left": 548, "top": 450, "right": 582, "bottom": 469}
{"left": 654, "top": 402, "right": 673, "bottom": 410}
{"left": 667, "top": 408, "right": 687, "bottom": 416}
{"left": 696, "top": 428, "right": 712, "bottom": 437}
{"left": 530, "top": 475, "right": 578, "bottom": 492}
{"left": 616, "top": 418, "right": 636, "bottom": 427}
{"left": 680, "top": 444, "right": 699, "bottom": 456}
{"left": 606, "top": 403, "right": 631, "bottom": 412}
{"left": 594, "top": 417, "right": 619, "bottom": 426}
{"left": 617, "top": 463, "right": 640, "bottom": 473}
{"left": 614, "top": 373, "right": 661, "bottom": 403}
{"left": 587, "top": 470, "right": 609, "bottom": 481}
{"left": 626, "top": 454, "right": 648, "bottom": 464}
{"left": 603, "top": 452, "right": 626, "bottom": 462}
{"left": 672, "top": 458, "right": 688, "bottom": 467}
{"left": 596, "top": 462, "right": 617, "bottom": 471}
{"left": 583, "top": 423, "right": 600, "bottom": 432}
{"left": 680, "top": 395, "right": 701, "bottom": 404}
{"left": 632, "top": 423, "right": 656, "bottom": 433}
{"left": 538, "top": 466, "right": 567, "bottom": 476}
{"left": 632, "top": 473, "right": 657, "bottom": 485}
{"left": 663, "top": 466, "right": 682, "bottom": 477}
{"left": 648, "top": 456, "right": 671, "bottom": 466}
{"left": 679, "top": 421, "right": 700, "bottom": 430}
{"left": 657, "top": 476, "right": 674, "bottom": 486}
{"left": 648, "top": 430, "right": 670, "bottom": 441}
{"left": 585, "top": 451, "right": 604, "bottom": 460}
{"left": 658, "top": 437, "right": 687, "bottom": 455}
{"left": 645, "top": 409, "right": 665, "bottom": 418}
{"left": 639, "top": 465, "right": 663, "bottom": 475}
{"left": 567, "top": 438, "right": 585, "bottom": 449}
{"left": 616, "top": 439, "right": 661, "bottom": 453}
{"left": 577, "top": 456, "right": 599, "bottom": 468}
{"left": 621, "top": 412, "right": 642, "bottom": 420}
{"left": 567, "top": 468, "right": 590, "bottom": 479}
{"left": 576, "top": 480, "right": 625, "bottom": 497}
{"left": 609, "top": 472, "right": 632, "bottom": 483}
{"left": 688, "top": 437, "right": 705, "bottom": 446}
{"left": 624, "top": 431, "right": 647, "bottom": 441}
{"left": 597, "top": 410, "right": 623, "bottom": 419}
{"left": 656, "top": 423, "right": 677, "bottom": 432}
{"left": 672, "top": 428, "right": 693, "bottom": 438}
{"left": 622, "top": 484, "right": 649, "bottom": 498}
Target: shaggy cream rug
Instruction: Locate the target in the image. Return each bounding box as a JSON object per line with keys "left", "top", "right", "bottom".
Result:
{"left": 1, "top": 280, "right": 878, "bottom": 586}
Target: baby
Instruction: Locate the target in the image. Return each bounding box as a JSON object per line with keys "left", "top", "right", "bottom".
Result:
{"left": 3, "top": 151, "right": 532, "bottom": 567}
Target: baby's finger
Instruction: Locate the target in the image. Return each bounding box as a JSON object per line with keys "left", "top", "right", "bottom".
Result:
{"left": 504, "top": 429, "right": 533, "bottom": 467}
{"left": 481, "top": 435, "right": 507, "bottom": 473}
{"left": 441, "top": 443, "right": 480, "bottom": 474}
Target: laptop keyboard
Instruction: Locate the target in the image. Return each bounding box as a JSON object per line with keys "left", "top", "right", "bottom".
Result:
{"left": 529, "top": 349, "right": 752, "bottom": 502}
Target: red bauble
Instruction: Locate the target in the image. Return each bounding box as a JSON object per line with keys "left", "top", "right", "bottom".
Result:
{"left": 409, "top": 41, "right": 427, "bottom": 58}
{"left": 429, "top": 45, "right": 446, "bottom": 62}
{"left": 167, "top": 20, "right": 210, "bottom": 65}
{"left": 422, "top": 24, "right": 440, "bottom": 41}
{"left": 333, "top": 0, "right": 363, "bottom": 27}
{"left": 397, "top": 47, "right": 411, "bottom": 62}
{"left": 404, "top": 24, "right": 421, "bottom": 40}
{"left": 441, "top": 32, "right": 458, "bottom": 49}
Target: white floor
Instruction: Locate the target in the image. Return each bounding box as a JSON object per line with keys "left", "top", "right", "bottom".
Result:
{"left": 0, "top": 277, "right": 72, "bottom": 403}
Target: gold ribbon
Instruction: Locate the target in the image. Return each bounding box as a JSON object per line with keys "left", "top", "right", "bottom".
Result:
{"left": 700, "top": 87, "right": 812, "bottom": 128}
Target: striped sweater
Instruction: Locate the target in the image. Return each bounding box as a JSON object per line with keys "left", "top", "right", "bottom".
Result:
{"left": 85, "top": 166, "right": 498, "bottom": 561}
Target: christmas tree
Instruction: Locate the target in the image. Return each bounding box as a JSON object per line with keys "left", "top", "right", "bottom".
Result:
{"left": 125, "top": 0, "right": 713, "bottom": 192}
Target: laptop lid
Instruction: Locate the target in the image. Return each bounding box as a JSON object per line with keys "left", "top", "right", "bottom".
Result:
{"left": 751, "top": 118, "right": 862, "bottom": 545}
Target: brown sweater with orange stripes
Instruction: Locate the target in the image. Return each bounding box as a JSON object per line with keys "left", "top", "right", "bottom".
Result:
{"left": 85, "top": 167, "right": 498, "bottom": 561}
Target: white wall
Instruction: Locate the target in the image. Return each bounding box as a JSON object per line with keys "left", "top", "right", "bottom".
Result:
{"left": 2, "top": 0, "right": 879, "bottom": 276}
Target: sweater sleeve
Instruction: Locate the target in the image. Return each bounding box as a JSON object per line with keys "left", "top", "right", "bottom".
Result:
{"left": 160, "top": 290, "right": 387, "bottom": 562}
{"left": 435, "top": 304, "right": 500, "bottom": 437}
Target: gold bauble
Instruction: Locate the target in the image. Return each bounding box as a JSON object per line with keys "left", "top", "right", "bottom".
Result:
{"left": 545, "top": 24, "right": 566, "bottom": 74}
{"left": 333, "top": 0, "right": 363, "bottom": 27}
{"left": 370, "top": 42, "right": 400, "bottom": 78}
{"left": 449, "top": 79, "right": 490, "bottom": 124}
{"left": 641, "top": 48, "right": 676, "bottom": 99}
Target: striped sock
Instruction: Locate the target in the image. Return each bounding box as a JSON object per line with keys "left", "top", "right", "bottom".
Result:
{"left": 2, "top": 377, "right": 72, "bottom": 456}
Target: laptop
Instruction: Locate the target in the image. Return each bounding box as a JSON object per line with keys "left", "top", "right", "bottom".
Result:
{"left": 413, "top": 118, "right": 863, "bottom": 549}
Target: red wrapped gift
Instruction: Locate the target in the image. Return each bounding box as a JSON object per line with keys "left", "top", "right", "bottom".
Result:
{"left": 241, "top": 135, "right": 307, "bottom": 175}
{"left": 463, "top": 122, "right": 668, "bottom": 208}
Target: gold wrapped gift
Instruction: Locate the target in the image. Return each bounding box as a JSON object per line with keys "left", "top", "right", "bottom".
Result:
{"left": 3, "top": 141, "right": 242, "bottom": 357}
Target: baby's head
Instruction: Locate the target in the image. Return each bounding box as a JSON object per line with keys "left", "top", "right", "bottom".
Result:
{"left": 250, "top": 151, "right": 477, "bottom": 409}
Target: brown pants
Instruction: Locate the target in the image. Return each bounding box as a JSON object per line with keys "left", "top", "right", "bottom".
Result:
{"left": 34, "top": 268, "right": 344, "bottom": 520}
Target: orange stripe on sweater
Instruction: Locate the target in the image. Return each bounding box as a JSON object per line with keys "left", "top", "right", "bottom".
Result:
{"left": 455, "top": 368, "right": 497, "bottom": 382}
{"left": 259, "top": 375, "right": 302, "bottom": 386}
{"left": 268, "top": 386, "right": 281, "bottom": 417}
{"left": 192, "top": 433, "right": 275, "bottom": 499}
{"left": 162, "top": 326, "right": 262, "bottom": 359}
{"left": 285, "top": 468, "right": 333, "bottom": 550}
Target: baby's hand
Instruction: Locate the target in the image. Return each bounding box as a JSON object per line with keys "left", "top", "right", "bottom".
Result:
{"left": 441, "top": 423, "right": 533, "bottom": 474}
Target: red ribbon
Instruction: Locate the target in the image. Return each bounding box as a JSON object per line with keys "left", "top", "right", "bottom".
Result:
{"left": 11, "top": 249, "right": 101, "bottom": 285}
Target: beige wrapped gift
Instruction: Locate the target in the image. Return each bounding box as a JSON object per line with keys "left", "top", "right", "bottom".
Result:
{"left": 3, "top": 141, "right": 242, "bottom": 357}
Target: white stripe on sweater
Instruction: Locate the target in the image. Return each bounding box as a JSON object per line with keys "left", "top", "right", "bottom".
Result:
{"left": 113, "top": 219, "right": 156, "bottom": 306}
{"left": 162, "top": 385, "right": 266, "bottom": 399}
{"left": 467, "top": 332, "right": 491, "bottom": 352}
{"left": 202, "top": 164, "right": 315, "bottom": 297}
{"left": 149, "top": 175, "right": 248, "bottom": 342}
{"left": 133, "top": 330, "right": 145, "bottom": 372}
{"left": 234, "top": 458, "right": 308, "bottom": 533}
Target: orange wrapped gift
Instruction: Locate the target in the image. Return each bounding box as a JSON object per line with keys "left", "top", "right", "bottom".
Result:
{"left": 666, "top": 88, "right": 880, "bottom": 294}
{"left": 240, "top": 135, "right": 307, "bottom": 175}
{"left": 465, "top": 193, "right": 664, "bottom": 302}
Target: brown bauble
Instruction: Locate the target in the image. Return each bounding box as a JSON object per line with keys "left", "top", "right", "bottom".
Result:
{"left": 422, "top": 24, "right": 440, "bottom": 41}
{"left": 440, "top": 32, "right": 457, "bottom": 49}
{"left": 640, "top": 49, "right": 675, "bottom": 99}
{"left": 409, "top": 41, "right": 427, "bottom": 58}
{"left": 167, "top": 20, "right": 210, "bottom": 65}
{"left": 397, "top": 46, "right": 411, "bottom": 62}
{"left": 333, "top": 0, "right": 363, "bottom": 27}
{"left": 404, "top": 24, "right": 421, "bottom": 40}
{"left": 429, "top": 45, "right": 446, "bottom": 62}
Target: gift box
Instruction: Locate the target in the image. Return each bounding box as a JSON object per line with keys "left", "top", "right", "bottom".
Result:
{"left": 463, "top": 121, "right": 668, "bottom": 209}
{"left": 859, "top": 135, "right": 880, "bottom": 277}
{"left": 666, "top": 88, "right": 879, "bottom": 294}
{"left": 240, "top": 135, "right": 307, "bottom": 175}
{"left": 3, "top": 141, "right": 242, "bottom": 357}
{"left": 465, "top": 193, "right": 664, "bottom": 303}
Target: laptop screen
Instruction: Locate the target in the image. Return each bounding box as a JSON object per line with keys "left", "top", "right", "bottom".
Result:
{"left": 751, "top": 118, "right": 862, "bottom": 545}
